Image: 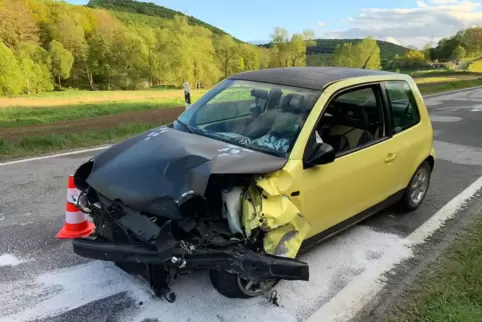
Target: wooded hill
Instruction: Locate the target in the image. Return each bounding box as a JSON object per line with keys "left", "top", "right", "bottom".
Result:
{"left": 0, "top": 0, "right": 405, "bottom": 96}
{"left": 309, "top": 39, "right": 407, "bottom": 60}
{"left": 87, "top": 0, "right": 235, "bottom": 40}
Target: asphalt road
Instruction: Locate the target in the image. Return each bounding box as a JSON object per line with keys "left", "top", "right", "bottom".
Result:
{"left": 1, "top": 88, "right": 482, "bottom": 322}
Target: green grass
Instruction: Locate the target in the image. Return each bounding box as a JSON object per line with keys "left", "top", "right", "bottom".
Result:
{"left": 417, "top": 78, "right": 482, "bottom": 95}
{"left": 0, "top": 123, "right": 157, "bottom": 160}
{"left": 13, "top": 87, "right": 182, "bottom": 99}
{"left": 385, "top": 214, "right": 482, "bottom": 322}
{"left": 410, "top": 70, "right": 480, "bottom": 77}
{"left": 0, "top": 101, "right": 168, "bottom": 128}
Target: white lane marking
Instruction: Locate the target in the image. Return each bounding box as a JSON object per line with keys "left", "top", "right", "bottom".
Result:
{"left": 430, "top": 116, "right": 462, "bottom": 122}
{"left": 305, "top": 175, "right": 482, "bottom": 322}
{"left": 0, "top": 146, "right": 110, "bottom": 167}
{"left": 0, "top": 254, "right": 27, "bottom": 267}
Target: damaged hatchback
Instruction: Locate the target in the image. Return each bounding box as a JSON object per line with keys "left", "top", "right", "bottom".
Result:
{"left": 70, "top": 67, "right": 436, "bottom": 299}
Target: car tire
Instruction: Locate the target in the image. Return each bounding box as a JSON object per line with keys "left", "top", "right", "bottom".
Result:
{"left": 209, "top": 270, "right": 278, "bottom": 299}
{"left": 400, "top": 160, "right": 432, "bottom": 212}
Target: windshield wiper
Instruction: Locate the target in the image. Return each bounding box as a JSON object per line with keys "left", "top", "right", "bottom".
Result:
{"left": 175, "top": 118, "right": 195, "bottom": 134}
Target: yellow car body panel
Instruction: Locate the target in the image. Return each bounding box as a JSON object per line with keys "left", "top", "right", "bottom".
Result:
{"left": 244, "top": 73, "right": 435, "bottom": 253}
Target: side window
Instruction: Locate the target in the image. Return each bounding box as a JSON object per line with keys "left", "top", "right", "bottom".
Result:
{"left": 384, "top": 81, "right": 420, "bottom": 132}
{"left": 314, "top": 85, "right": 385, "bottom": 156}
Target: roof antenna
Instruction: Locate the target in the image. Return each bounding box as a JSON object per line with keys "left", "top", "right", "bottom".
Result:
{"left": 362, "top": 37, "right": 380, "bottom": 69}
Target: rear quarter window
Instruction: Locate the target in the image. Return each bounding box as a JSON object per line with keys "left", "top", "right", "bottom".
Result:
{"left": 384, "top": 80, "right": 420, "bottom": 131}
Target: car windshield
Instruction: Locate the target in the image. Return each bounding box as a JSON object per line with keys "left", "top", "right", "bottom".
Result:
{"left": 177, "top": 79, "right": 321, "bottom": 157}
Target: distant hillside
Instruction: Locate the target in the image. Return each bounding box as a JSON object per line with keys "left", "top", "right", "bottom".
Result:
{"left": 309, "top": 39, "right": 408, "bottom": 60}
{"left": 259, "top": 38, "right": 409, "bottom": 67}
{"left": 87, "top": 0, "right": 236, "bottom": 39}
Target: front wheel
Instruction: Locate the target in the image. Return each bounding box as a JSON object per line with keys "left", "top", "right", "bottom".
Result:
{"left": 209, "top": 270, "right": 279, "bottom": 298}
{"left": 399, "top": 160, "right": 432, "bottom": 211}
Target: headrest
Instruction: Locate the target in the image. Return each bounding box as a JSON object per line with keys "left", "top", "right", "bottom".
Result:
{"left": 333, "top": 105, "right": 369, "bottom": 128}
{"left": 281, "top": 93, "right": 305, "bottom": 114}
{"left": 251, "top": 89, "right": 269, "bottom": 100}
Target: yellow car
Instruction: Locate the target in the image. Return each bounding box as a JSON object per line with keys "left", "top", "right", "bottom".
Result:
{"left": 70, "top": 67, "right": 435, "bottom": 300}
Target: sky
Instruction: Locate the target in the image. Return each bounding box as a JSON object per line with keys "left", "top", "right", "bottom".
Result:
{"left": 68, "top": 0, "right": 482, "bottom": 48}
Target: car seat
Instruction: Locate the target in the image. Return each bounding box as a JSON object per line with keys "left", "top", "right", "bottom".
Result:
{"left": 325, "top": 104, "right": 374, "bottom": 153}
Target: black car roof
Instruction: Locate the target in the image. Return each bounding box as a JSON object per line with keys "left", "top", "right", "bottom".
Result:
{"left": 228, "top": 67, "right": 395, "bottom": 91}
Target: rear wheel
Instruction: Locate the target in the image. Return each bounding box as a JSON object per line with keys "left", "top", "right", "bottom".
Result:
{"left": 209, "top": 270, "right": 279, "bottom": 298}
{"left": 400, "top": 161, "right": 431, "bottom": 211}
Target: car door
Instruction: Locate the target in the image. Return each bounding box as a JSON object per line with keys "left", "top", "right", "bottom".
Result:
{"left": 381, "top": 80, "right": 427, "bottom": 191}
{"left": 300, "top": 83, "right": 402, "bottom": 238}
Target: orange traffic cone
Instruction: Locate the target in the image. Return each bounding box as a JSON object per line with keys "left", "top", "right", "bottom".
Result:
{"left": 56, "top": 175, "right": 95, "bottom": 239}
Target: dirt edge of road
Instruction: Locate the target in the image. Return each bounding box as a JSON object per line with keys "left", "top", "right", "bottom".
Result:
{"left": 352, "top": 188, "right": 482, "bottom": 322}
{"left": 0, "top": 106, "right": 185, "bottom": 140}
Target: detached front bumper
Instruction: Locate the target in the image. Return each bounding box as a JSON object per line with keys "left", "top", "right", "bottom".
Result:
{"left": 72, "top": 237, "right": 309, "bottom": 281}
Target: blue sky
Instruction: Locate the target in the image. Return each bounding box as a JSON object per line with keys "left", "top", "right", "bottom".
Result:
{"left": 67, "top": 0, "right": 482, "bottom": 48}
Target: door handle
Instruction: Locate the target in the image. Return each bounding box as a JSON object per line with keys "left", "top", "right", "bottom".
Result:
{"left": 385, "top": 153, "right": 397, "bottom": 163}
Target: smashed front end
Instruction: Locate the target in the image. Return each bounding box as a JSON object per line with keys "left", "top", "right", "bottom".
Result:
{"left": 71, "top": 127, "right": 310, "bottom": 297}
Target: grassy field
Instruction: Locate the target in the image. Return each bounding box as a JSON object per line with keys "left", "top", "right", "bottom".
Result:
{"left": 0, "top": 89, "right": 208, "bottom": 128}
{"left": 0, "top": 123, "right": 156, "bottom": 158}
{"left": 0, "top": 74, "right": 481, "bottom": 160}
{"left": 417, "top": 78, "right": 482, "bottom": 95}
{"left": 385, "top": 213, "right": 482, "bottom": 322}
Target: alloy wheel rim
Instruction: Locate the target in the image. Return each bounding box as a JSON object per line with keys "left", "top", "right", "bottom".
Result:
{"left": 410, "top": 168, "right": 429, "bottom": 204}
{"left": 236, "top": 277, "right": 277, "bottom": 296}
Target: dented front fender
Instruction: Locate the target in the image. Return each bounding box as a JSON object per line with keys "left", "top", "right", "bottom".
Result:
{"left": 242, "top": 176, "right": 310, "bottom": 259}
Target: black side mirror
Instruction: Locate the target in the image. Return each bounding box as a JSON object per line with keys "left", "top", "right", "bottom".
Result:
{"left": 304, "top": 142, "right": 335, "bottom": 168}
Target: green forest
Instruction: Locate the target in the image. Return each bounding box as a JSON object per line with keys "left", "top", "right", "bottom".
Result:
{"left": 1, "top": 0, "right": 482, "bottom": 97}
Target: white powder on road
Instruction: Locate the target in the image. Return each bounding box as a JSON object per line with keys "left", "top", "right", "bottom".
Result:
{"left": 0, "top": 254, "right": 26, "bottom": 267}
{"left": 0, "top": 225, "right": 409, "bottom": 322}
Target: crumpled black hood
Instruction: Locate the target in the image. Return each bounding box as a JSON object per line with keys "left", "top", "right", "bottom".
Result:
{"left": 81, "top": 127, "right": 287, "bottom": 214}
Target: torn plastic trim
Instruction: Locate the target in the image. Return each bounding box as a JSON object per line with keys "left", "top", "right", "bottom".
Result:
{"left": 72, "top": 238, "right": 309, "bottom": 281}
{"left": 242, "top": 176, "right": 311, "bottom": 259}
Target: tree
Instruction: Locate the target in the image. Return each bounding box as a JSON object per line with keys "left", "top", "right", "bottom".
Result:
{"left": 213, "top": 35, "right": 239, "bottom": 78}
{"left": 399, "top": 49, "right": 427, "bottom": 67}
{"left": 451, "top": 45, "right": 466, "bottom": 60}
{"left": 48, "top": 40, "right": 74, "bottom": 89}
{"left": 0, "top": 42, "right": 23, "bottom": 96}
{"left": 356, "top": 37, "right": 381, "bottom": 69}
{"left": 333, "top": 43, "right": 356, "bottom": 67}
{"left": 270, "top": 27, "right": 289, "bottom": 43}
{"left": 16, "top": 44, "right": 53, "bottom": 94}
{"left": 0, "top": 0, "right": 39, "bottom": 48}
{"left": 432, "top": 35, "right": 462, "bottom": 61}
{"left": 289, "top": 30, "right": 315, "bottom": 67}
{"left": 49, "top": 11, "right": 89, "bottom": 87}
{"left": 332, "top": 37, "right": 381, "bottom": 69}
{"left": 239, "top": 43, "right": 260, "bottom": 71}
{"left": 460, "top": 27, "right": 482, "bottom": 57}
{"left": 257, "top": 47, "right": 271, "bottom": 69}
{"left": 422, "top": 43, "right": 432, "bottom": 61}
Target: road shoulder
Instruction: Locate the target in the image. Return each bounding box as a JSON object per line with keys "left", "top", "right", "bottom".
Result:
{"left": 353, "top": 188, "right": 482, "bottom": 322}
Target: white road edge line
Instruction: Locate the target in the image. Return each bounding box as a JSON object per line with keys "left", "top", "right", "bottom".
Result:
{"left": 423, "top": 85, "right": 482, "bottom": 98}
{"left": 305, "top": 175, "right": 482, "bottom": 322}
{"left": 0, "top": 85, "right": 481, "bottom": 167}
{"left": 0, "top": 146, "right": 110, "bottom": 167}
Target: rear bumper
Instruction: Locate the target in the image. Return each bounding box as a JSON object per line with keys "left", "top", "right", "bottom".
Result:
{"left": 72, "top": 237, "right": 309, "bottom": 281}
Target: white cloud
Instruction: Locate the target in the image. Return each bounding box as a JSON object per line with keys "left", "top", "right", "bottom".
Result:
{"left": 430, "top": 0, "right": 459, "bottom": 4}
{"left": 323, "top": 0, "right": 482, "bottom": 48}
{"left": 385, "top": 36, "right": 403, "bottom": 46}
{"left": 417, "top": 1, "right": 429, "bottom": 8}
